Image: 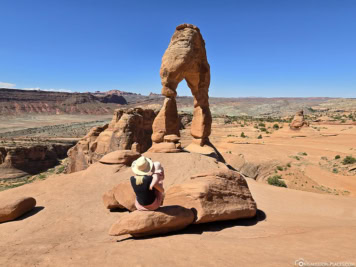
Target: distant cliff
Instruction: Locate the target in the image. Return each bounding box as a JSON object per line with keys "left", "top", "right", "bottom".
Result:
{"left": 0, "top": 88, "right": 128, "bottom": 115}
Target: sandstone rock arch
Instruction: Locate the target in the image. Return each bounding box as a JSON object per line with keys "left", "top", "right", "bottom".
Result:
{"left": 151, "top": 24, "right": 212, "bottom": 147}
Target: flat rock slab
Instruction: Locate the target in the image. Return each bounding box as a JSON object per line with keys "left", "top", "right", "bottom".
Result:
{"left": 109, "top": 205, "right": 195, "bottom": 237}
{"left": 0, "top": 197, "right": 36, "bottom": 223}
{"left": 164, "top": 170, "right": 257, "bottom": 224}
{"left": 99, "top": 150, "right": 140, "bottom": 165}
{"left": 148, "top": 142, "right": 182, "bottom": 153}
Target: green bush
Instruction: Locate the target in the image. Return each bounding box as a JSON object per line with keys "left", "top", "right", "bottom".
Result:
{"left": 56, "top": 166, "right": 65, "bottom": 174}
{"left": 273, "top": 124, "right": 279, "bottom": 130}
{"left": 267, "top": 175, "right": 287, "bottom": 188}
{"left": 260, "top": 127, "right": 267, "bottom": 132}
{"left": 332, "top": 168, "right": 338, "bottom": 174}
{"left": 276, "top": 166, "right": 283, "bottom": 171}
{"left": 342, "top": 156, "right": 356, "bottom": 165}
{"left": 258, "top": 122, "right": 266, "bottom": 127}
{"left": 257, "top": 134, "right": 262, "bottom": 139}
{"left": 335, "top": 155, "right": 341, "bottom": 160}
{"left": 240, "top": 132, "right": 246, "bottom": 138}
{"left": 287, "top": 163, "right": 291, "bottom": 168}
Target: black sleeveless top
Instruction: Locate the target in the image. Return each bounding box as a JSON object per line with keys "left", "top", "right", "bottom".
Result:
{"left": 130, "top": 175, "right": 156, "bottom": 206}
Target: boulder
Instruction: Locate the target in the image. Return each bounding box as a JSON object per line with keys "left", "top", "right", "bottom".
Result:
{"left": 102, "top": 189, "right": 124, "bottom": 210}
{"left": 290, "top": 110, "right": 308, "bottom": 130}
{"left": 0, "top": 197, "right": 36, "bottom": 223}
{"left": 99, "top": 150, "right": 140, "bottom": 165}
{"left": 113, "top": 180, "right": 136, "bottom": 211}
{"left": 164, "top": 170, "right": 257, "bottom": 224}
{"left": 109, "top": 205, "right": 195, "bottom": 237}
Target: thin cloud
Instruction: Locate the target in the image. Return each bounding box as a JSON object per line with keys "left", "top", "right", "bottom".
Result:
{"left": 0, "top": 82, "right": 16, "bottom": 88}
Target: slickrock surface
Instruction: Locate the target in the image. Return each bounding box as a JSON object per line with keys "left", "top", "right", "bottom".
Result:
{"left": 0, "top": 153, "right": 355, "bottom": 266}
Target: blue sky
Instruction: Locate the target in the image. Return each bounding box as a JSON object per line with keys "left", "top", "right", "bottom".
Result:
{"left": 0, "top": 0, "right": 355, "bottom": 97}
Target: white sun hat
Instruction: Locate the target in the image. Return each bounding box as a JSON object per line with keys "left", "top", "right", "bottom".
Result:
{"left": 131, "top": 156, "right": 153, "bottom": 176}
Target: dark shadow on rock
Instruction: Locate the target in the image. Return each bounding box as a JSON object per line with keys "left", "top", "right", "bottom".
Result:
{"left": 179, "top": 209, "right": 266, "bottom": 235}
{"left": 15, "top": 206, "right": 44, "bottom": 221}
{"left": 109, "top": 208, "right": 129, "bottom": 213}
{"left": 205, "top": 141, "right": 226, "bottom": 163}
{"left": 116, "top": 209, "right": 266, "bottom": 242}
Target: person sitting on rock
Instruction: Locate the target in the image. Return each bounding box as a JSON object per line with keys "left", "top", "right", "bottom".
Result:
{"left": 130, "top": 156, "right": 164, "bottom": 211}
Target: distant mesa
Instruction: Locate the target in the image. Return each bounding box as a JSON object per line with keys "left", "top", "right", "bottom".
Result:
{"left": 0, "top": 88, "right": 128, "bottom": 115}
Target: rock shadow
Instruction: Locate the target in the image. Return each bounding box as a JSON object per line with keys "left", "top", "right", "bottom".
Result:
{"left": 15, "top": 206, "right": 45, "bottom": 221}
{"left": 0, "top": 206, "right": 45, "bottom": 224}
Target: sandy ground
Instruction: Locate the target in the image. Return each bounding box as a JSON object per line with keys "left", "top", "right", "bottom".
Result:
{"left": 179, "top": 122, "right": 356, "bottom": 196}
{"left": 0, "top": 152, "right": 355, "bottom": 267}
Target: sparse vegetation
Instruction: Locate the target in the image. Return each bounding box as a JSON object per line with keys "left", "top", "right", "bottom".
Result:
{"left": 342, "top": 156, "right": 356, "bottom": 165}
{"left": 257, "top": 134, "right": 262, "bottom": 139}
{"left": 332, "top": 168, "right": 338, "bottom": 174}
{"left": 276, "top": 166, "right": 283, "bottom": 171}
{"left": 287, "top": 163, "right": 291, "bottom": 168}
{"left": 240, "top": 132, "right": 246, "bottom": 138}
{"left": 335, "top": 155, "right": 341, "bottom": 160}
{"left": 267, "top": 175, "right": 287, "bottom": 188}
{"left": 273, "top": 124, "right": 279, "bottom": 130}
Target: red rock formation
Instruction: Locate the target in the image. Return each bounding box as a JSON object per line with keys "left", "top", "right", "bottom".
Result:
{"left": 151, "top": 24, "right": 212, "bottom": 148}
{"left": 290, "top": 110, "right": 309, "bottom": 130}
{"left": 0, "top": 141, "right": 75, "bottom": 179}
{"left": 67, "top": 108, "right": 156, "bottom": 173}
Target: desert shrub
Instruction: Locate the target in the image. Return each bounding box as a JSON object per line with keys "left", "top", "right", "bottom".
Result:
{"left": 276, "top": 166, "right": 283, "bottom": 171}
{"left": 321, "top": 156, "right": 328, "bottom": 160}
{"left": 335, "top": 155, "right": 341, "bottom": 160}
{"left": 38, "top": 174, "right": 47, "bottom": 180}
{"left": 240, "top": 132, "right": 246, "bottom": 138}
{"left": 56, "top": 166, "right": 65, "bottom": 174}
{"left": 257, "top": 134, "right": 262, "bottom": 139}
{"left": 287, "top": 163, "right": 291, "bottom": 168}
{"left": 273, "top": 124, "right": 279, "bottom": 130}
{"left": 260, "top": 127, "right": 267, "bottom": 132}
{"left": 267, "top": 175, "right": 287, "bottom": 188}
{"left": 332, "top": 168, "right": 338, "bottom": 174}
{"left": 226, "top": 151, "right": 232, "bottom": 154}
{"left": 258, "top": 122, "right": 266, "bottom": 127}
{"left": 301, "top": 152, "right": 308, "bottom": 156}
{"left": 342, "top": 156, "right": 356, "bottom": 165}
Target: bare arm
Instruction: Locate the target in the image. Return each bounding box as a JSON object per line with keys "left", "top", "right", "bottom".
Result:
{"left": 153, "top": 183, "right": 165, "bottom": 193}
{"left": 149, "top": 174, "right": 164, "bottom": 192}
{"left": 149, "top": 174, "right": 159, "bottom": 190}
